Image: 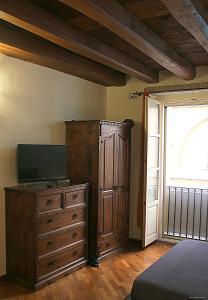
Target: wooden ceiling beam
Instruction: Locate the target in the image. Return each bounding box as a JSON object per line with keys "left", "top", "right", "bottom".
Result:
{"left": 0, "top": 0, "right": 158, "bottom": 83}
{"left": 59, "top": 0, "right": 196, "bottom": 80}
{"left": 161, "top": 0, "right": 208, "bottom": 54}
{"left": 0, "top": 25, "right": 126, "bottom": 87}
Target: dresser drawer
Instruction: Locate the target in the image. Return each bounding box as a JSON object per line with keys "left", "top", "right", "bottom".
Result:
{"left": 38, "top": 193, "right": 63, "bottom": 214}
{"left": 65, "top": 190, "right": 85, "bottom": 207}
{"left": 38, "top": 225, "right": 85, "bottom": 256}
{"left": 99, "top": 236, "right": 126, "bottom": 255}
{"left": 38, "top": 208, "right": 85, "bottom": 235}
{"left": 38, "top": 243, "right": 85, "bottom": 277}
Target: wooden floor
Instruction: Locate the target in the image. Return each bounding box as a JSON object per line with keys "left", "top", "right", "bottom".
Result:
{"left": 0, "top": 242, "right": 173, "bottom": 300}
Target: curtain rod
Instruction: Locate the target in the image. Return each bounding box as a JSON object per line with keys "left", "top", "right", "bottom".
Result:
{"left": 128, "top": 91, "right": 143, "bottom": 99}
{"left": 128, "top": 87, "right": 208, "bottom": 99}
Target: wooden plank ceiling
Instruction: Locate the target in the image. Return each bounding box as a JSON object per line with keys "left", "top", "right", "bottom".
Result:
{"left": 0, "top": 0, "right": 208, "bottom": 86}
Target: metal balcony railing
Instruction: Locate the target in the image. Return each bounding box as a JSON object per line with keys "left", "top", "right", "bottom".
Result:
{"left": 164, "top": 186, "right": 208, "bottom": 240}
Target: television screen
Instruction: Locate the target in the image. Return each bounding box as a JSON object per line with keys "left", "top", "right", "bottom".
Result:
{"left": 18, "top": 144, "right": 67, "bottom": 183}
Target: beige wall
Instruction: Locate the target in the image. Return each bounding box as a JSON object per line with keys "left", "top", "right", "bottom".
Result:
{"left": 1, "top": 52, "right": 208, "bottom": 276}
{"left": 0, "top": 53, "right": 106, "bottom": 276}
{"left": 106, "top": 66, "right": 208, "bottom": 239}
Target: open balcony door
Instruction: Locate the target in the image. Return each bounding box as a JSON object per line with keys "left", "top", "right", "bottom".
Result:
{"left": 142, "top": 95, "right": 161, "bottom": 247}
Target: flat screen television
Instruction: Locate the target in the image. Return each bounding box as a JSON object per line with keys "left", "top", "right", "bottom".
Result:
{"left": 17, "top": 144, "right": 67, "bottom": 183}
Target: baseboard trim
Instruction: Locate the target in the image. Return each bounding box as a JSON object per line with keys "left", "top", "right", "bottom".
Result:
{"left": 157, "top": 238, "right": 178, "bottom": 245}
{"left": 129, "top": 238, "right": 142, "bottom": 248}
{"left": 0, "top": 275, "right": 5, "bottom": 281}
{"left": 129, "top": 238, "right": 175, "bottom": 249}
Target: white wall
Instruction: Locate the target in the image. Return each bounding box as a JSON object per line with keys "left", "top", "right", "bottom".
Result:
{"left": 0, "top": 53, "right": 106, "bottom": 276}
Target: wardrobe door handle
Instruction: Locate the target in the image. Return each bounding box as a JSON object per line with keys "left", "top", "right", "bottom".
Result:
{"left": 73, "top": 194, "right": 78, "bottom": 200}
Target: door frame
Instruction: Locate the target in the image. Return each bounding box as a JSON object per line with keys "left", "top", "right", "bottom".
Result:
{"left": 140, "top": 91, "right": 208, "bottom": 245}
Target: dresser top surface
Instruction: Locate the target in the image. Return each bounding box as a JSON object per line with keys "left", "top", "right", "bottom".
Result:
{"left": 4, "top": 182, "right": 89, "bottom": 194}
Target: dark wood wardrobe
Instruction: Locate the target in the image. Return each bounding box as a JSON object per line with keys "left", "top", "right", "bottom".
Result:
{"left": 65, "top": 120, "right": 134, "bottom": 265}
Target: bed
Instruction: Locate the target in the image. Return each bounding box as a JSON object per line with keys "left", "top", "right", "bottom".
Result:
{"left": 126, "top": 240, "right": 208, "bottom": 300}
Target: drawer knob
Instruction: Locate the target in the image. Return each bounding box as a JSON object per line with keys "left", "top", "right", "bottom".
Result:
{"left": 47, "top": 199, "right": 53, "bottom": 206}
{"left": 47, "top": 218, "right": 53, "bottom": 223}
{"left": 47, "top": 240, "right": 54, "bottom": 247}
{"left": 48, "top": 260, "right": 55, "bottom": 267}
{"left": 73, "top": 194, "right": 78, "bottom": 200}
{"left": 73, "top": 250, "right": 78, "bottom": 257}
{"left": 72, "top": 232, "right": 78, "bottom": 238}
{"left": 72, "top": 213, "right": 78, "bottom": 220}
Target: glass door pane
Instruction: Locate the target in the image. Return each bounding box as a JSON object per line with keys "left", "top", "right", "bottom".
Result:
{"left": 148, "top": 102, "right": 160, "bottom": 135}
{"left": 147, "top": 170, "right": 159, "bottom": 203}
{"left": 148, "top": 137, "right": 159, "bottom": 169}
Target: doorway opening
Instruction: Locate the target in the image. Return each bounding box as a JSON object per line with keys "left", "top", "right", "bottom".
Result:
{"left": 141, "top": 90, "right": 208, "bottom": 247}
{"left": 163, "top": 105, "right": 208, "bottom": 241}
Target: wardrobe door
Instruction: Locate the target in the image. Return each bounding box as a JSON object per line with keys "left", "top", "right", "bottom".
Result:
{"left": 114, "top": 129, "right": 129, "bottom": 238}
{"left": 99, "top": 128, "right": 117, "bottom": 241}
{"left": 116, "top": 130, "right": 129, "bottom": 189}
{"left": 99, "top": 191, "right": 115, "bottom": 241}
{"left": 115, "top": 189, "right": 127, "bottom": 238}
{"left": 99, "top": 130, "right": 116, "bottom": 191}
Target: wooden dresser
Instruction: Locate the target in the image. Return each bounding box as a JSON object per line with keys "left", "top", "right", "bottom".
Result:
{"left": 5, "top": 183, "right": 89, "bottom": 290}
{"left": 65, "top": 120, "right": 134, "bottom": 266}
